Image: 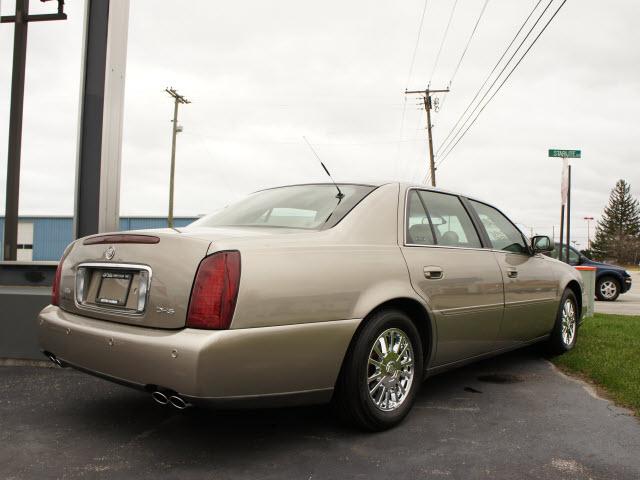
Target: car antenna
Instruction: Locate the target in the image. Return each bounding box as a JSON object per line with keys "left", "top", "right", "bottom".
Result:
{"left": 302, "top": 136, "right": 344, "bottom": 199}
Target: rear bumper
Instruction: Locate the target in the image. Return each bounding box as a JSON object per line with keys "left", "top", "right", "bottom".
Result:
{"left": 38, "top": 305, "right": 359, "bottom": 406}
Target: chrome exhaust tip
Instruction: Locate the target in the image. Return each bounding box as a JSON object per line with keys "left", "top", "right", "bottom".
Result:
{"left": 151, "top": 391, "right": 169, "bottom": 405}
{"left": 168, "top": 395, "right": 190, "bottom": 410}
{"left": 47, "top": 353, "right": 62, "bottom": 367}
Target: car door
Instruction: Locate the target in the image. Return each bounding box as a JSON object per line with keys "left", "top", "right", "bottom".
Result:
{"left": 401, "top": 189, "right": 504, "bottom": 366}
{"left": 468, "top": 200, "right": 558, "bottom": 343}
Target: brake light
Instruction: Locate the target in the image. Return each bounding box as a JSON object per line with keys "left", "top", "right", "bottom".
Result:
{"left": 83, "top": 234, "right": 160, "bottom": 245}
{"left": 52, "top": 244, "right": 73, "bottom": 306}
{"left": 186, "top": 251, "right": 241, "bottom": 329}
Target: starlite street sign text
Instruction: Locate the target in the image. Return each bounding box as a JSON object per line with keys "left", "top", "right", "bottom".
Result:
{"left": 549, "top": 149, "right": 581, "bottom": 158}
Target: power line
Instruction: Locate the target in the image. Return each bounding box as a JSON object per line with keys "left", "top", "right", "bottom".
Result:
{"left": 435, "top": 0, "right": 569, "bottom": 169}
{"left": 438, "top": 0, "right": 490, "bottom": 113}
{"left": 441, "top": 0, "right": 490, "bottom": 106}
{"left": 435, "top": 0, "right": 555, "bottom": 163}
{"left": 404, "top": 0, "right": 430, "bottom": 89}
{"left": 182, "top": 131, "right": 425, "bottom": 146}
{"left": 434, "top": 0, "right": 545, "bottom": 158}
{"left": 435, "top": 0, "right": 551, "bottom": 159}
{"left": 436, "top": 0, "right": 561, "bottom": 164}
{"left": 397, "top": 0, "right": 431, "bottom": 177}
{"left": 428, "top": 0, "right": 459, "bottom": 84}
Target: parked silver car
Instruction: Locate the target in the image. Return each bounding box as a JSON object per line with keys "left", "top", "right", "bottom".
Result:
{"left": 38, "top": 182, "right": 585, "bottom": 430}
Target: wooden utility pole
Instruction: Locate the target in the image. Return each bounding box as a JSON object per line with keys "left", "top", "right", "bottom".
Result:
{"left": 405, "top": 87, "right": 449, "bottom": 187}
{"left": 164, "top": 87, "right": 190, "bottom": 228}
{"left": 1, "top": 0, "right": 67, "bottom": 260}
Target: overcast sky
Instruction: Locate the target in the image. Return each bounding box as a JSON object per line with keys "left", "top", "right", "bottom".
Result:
{"left": 1, "top": 0, "right": 639, "bottom": 247}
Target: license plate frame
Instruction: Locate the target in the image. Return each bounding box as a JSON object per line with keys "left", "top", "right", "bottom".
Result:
{"left": 75, "top": 262, "right": 152, "bottom": 315}
{"left": 96, "top": 270, "right": 133, "bottom": 306}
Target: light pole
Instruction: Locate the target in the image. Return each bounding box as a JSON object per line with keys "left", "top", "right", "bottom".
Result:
{"left": 165, "top": 87, "right": 190, "bottom": 228}
{"left": 583, "top": 216, "right": 594, "bottom": 250}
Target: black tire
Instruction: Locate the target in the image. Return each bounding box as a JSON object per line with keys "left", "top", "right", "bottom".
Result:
{"left": 333, "top": 308, "right": 424, "bottom": 431}
{"left": 548, "top": 289, "right": 579, "bottom": 355}
{"left": 595, "top": 276, "right": 620, "bottom": 302}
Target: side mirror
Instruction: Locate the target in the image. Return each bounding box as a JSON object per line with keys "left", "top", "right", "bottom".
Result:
{"left": 531, "top": 235, "right": 553, "bottom": 253}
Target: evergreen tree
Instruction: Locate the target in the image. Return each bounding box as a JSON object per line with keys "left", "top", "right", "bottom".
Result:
{"left": 591, "top": 179, "right": 640, "bottom": 264}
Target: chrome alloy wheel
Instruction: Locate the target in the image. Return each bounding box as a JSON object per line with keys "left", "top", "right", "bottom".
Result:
{"left": 599, "top": 280, "right": 618, "bottom": 300}
{"left": 367, "top": 328, "right": 414, "bottom": 412}
{"left": 561, "top": 298, "right": 577, "bottom": 346}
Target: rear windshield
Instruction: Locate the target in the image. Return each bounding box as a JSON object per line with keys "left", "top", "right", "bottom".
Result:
{"left": 189, "top": 184, "right": 376, "bottom": 230}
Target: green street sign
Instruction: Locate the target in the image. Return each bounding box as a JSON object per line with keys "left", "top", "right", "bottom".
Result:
{"left": 549, "top": 149, "right": 581, "bottom": 158}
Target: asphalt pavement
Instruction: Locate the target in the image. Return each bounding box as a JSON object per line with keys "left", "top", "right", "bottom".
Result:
{"left": 595, "top": 271, "right": 640, "bottom": 316}
{"left": 1, "top": 346, "right": 638, "bottom": 479}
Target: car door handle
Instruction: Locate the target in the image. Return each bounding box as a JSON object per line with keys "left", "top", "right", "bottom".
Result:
{"left": 423, "top": 266, "right": 443, "bottom": 280}
{"left": 507, "top": 268, "right": 518, "bottom": 278}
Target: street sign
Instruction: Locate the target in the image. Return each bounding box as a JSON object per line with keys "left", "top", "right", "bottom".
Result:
{"left": 549, "top": 149, "right": 581, "bottom": 158}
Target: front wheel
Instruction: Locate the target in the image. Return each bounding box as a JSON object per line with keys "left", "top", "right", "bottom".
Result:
{"left": 547, "top": 289, "right": 579, "bottom": 355}
{"left": 334, "top": 309, "right": 423, "bottom": 431}
{"left": 596, "top": 276, "right": 620, "bottom": 301}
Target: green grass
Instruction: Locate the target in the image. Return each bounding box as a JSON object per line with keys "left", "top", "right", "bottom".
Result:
{"left": 552, "top": 313, "right": 640, "bottom": 416}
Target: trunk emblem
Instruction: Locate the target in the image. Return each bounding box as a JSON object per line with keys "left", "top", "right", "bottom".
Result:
{"left": 104, "top": 247, "right": 115, "bottom": 260}
{"left": 156, "top": 306, "right": 175, "bottom": 315}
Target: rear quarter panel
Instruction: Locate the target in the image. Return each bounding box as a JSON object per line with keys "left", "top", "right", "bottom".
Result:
{"left": 214, "top": 183, "right": 425, "bottom": 329}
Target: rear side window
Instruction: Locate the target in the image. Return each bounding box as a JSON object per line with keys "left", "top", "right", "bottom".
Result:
{"left": 406, "top": 191, "right": 435, "bottom": 245}
{"left": 405, "top": 189, "right": 481, "bottom": 249}
{"left": 469, "top": 200, "right": 527, "bottom": 254}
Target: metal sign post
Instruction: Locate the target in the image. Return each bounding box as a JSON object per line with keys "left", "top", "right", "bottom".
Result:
{"left": 549, "top": 149, "right": 581, "bottom": 263}
{"left": 1, "top": 0, "right": 67, "bottom": 260}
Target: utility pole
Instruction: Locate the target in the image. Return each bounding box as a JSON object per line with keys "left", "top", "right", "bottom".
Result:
{"left": 1, "top": 0, "right": 67, "bottom": 260}
{"left": 405, "top": 87, "right": 449, "bottom": 187}
{"left": 583, "top": 216, "right": 594, "bottom": 250}
{"left": 164, "top": 87, "right": 190, "bottom": 228}
{"left": 565, "top": 164, "right": 571, "bottom": 264}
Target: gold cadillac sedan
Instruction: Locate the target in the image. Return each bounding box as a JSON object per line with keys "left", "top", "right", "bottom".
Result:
{"left": 38, "top": 182, "right": 585, "bottom": 430}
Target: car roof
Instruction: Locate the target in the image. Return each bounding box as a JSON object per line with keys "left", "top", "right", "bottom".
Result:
{"left": 255, "top": 181, "right": 470, "bottom": 198}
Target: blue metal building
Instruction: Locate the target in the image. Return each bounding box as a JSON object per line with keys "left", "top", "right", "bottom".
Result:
{"left": 0, "top": 216, "right": 197, "bottom": 261}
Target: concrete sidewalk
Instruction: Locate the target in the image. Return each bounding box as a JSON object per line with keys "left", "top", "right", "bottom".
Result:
{"left": 1, "top": 347, "right": 638, "bottom": 479}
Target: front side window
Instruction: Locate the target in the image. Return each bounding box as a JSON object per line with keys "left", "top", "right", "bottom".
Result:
{"left": 189, "top": 184, "right": 375, "bottom": 230}
{"left": 406, "top": 190, "right": 482, "bottom": 248}
{"left": 470, "top": 200, "right": 527, "bottom": 254}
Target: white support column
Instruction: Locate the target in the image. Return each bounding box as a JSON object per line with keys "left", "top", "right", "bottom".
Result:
{"left": 98, "top": 0, "right": 129, "bottom": 233}
{"left": 73, "top": 0, "right": 130, "bottom": 238}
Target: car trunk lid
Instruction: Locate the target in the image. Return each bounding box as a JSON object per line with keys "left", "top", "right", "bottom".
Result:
{"left": 58, "top": 230, "right": 211, "bottom": 329}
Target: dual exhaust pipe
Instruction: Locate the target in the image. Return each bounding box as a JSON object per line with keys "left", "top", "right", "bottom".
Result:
{"left": 151, "top": 390, "right": 190, "bottom": 410}
{"left": 46, "top": 353, "right": 189, "bottom": 410}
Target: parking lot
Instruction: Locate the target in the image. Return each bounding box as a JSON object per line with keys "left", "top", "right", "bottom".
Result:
{"left": 595, "top": 271, "right": 640, "bottom": 316}
{"left": 2, "top": 346, "right": 638, "bottom": 480}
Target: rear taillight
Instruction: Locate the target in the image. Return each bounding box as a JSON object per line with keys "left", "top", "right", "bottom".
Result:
{"left": 186, "top": 251, "right": 241, "bottom": 330}
{"left": 52, "top": 244, "right": 73, "bottom": 306}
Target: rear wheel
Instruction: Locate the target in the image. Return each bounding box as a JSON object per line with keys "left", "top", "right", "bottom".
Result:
{"left": 334, "top": 309, "right": 423, "bottom": 431}
{"left": 548, "top": 289, "right": 579, "bottom": 355}
{"left": 596, "top": 276, "right": 620, "bottom": 301}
